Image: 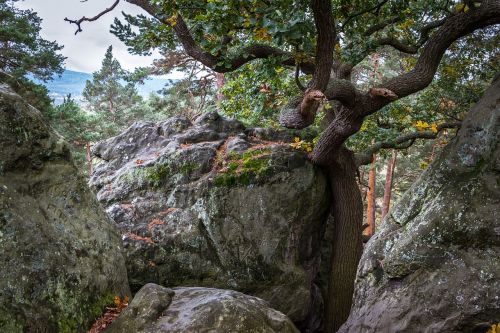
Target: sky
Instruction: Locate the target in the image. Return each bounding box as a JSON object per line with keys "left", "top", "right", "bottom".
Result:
{"left": 16, "top": 0, "right": 182, "bottom": 77}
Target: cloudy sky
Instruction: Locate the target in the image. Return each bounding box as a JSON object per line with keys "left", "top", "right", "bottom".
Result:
{"left": 16, "top": 0, "right": 180, "bottom": 76}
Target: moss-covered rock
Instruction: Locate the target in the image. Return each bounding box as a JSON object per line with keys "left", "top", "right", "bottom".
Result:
{"left": 0, "top": 84, "right": 130, "bottom": 332}
{"left": 89, "top": 112, "right": 330, "bottom": 330}
{"left": 339, "top": 76, "right": 500, "bottom": 332}
{"left": 106, "top": 283, "right": 299, "bottom": 333}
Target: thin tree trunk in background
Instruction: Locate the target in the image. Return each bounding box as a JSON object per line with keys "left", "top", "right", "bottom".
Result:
{"left": 366, "top": 154, "right": 376, "bottom": 236}
{"left": 86, "top": 142, "right": 93, "bottom": 175}
{"left": 358, "top": 169, "right": 366, "bottom": 200}
{"left": 381, "top": 151, "right": 397, "bottom": 219}
{"left": 215, "top": 72, "right": 225, "bottom": 101}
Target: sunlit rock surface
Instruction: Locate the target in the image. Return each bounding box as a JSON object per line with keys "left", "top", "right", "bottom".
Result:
{"left": 89, "top": 112, "right": 330, "bottom": 329}
{"left": 339, "top": 76, "right": 500, "bottom": 332}
{"left": 107, "top": 283, "right": 299, "bottom": 333}
{"left": 0, "top": 84, "right": 130, "bottom": 332}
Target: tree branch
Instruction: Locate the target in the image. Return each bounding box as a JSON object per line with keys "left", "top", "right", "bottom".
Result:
{"left": 377, "top": 37, "right": 419, "bottom": 54}
{"left": 355, "top": 121, "right": 461, "bottom": 166}
{"left": 341, "top": 0, "right": 389, "bottom": 31}
{"left": 309, "top": 0, "right": 336, "bottom": 91}
{"left": 325, "top": 79, "right": 358, "bottom": 107}
{"left": 373, "top": 17, "right": 448, "bottom": 54}
{"left": 123, "top": 0, "right": 316, "bottom": 74}
{"left": 65, "top": 0, "right": 121, "bottom": 35}
{"left": 364, "top": 0, "right": 500, "bottom": 115}
{"left": 364, "top": 16, "right": 401, "bottom": 36}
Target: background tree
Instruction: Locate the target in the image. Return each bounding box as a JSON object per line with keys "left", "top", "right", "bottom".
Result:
{"left": 67, "top": 0, "right": 500, "bottom": 330}
{"left": 148, "top": 50, "right": 218, "bottom": 120}
{"left": 0, "top": 0, "right": 64, "bottom": 110}
{"left": 83, "top": 45, "right": 142, "bottom": 123}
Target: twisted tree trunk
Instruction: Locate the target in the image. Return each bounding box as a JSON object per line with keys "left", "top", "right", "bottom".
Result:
{"left": 324, "top": 148, "right": 363, "bottom": 332}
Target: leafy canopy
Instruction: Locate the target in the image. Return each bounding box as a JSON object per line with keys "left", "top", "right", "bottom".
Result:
{"left": 110, "top": 0, "right": 498, "bottom": 136}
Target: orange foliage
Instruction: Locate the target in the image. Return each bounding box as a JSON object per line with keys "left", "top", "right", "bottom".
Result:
{"left": 87, "top": 296, "right": 129, "bottom": 333}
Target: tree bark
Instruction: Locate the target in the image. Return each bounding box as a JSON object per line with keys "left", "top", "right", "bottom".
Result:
{"left": 324, "top": 148, "right": 363, "bottom": 333}
{"left": 215, "top": 72, "right": 225, "bottom": 101}
{"left": 86, "top": 142, "right": 93, "bottom": 175}
{"left": 381, "top": 151, "right": 397, "bottom": 219}
{"left": 366, "top": 154, "right": 376, "bottom": 236}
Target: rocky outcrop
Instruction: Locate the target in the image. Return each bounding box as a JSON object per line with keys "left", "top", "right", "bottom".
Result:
{"left": 339, "top": 77, "right": 500, "bottom": 332}
{"left": 107, "top": 283, "right": 299, "bottom": 333}
{"left": 0, "top": 84, "right": 130, "bottom": 333}
{"left": 89, "top": 112, "right": 330, "bottom": 329}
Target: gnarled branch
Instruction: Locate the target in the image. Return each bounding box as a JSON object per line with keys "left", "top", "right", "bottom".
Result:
{"left": 364, "top": 16, "right": 401, "bottom": 36}
{"left": 374, "top": 17, "right": 448, "bottom": 54}
{"left": 355, "top": 121, "right": 462, "bottom": 166}
{"left": 364, "top": 0, "right": 500, "bottom": 115}
{"left": 309, "top": 0, "right": 336, "bottom": 91}
{"left": 65, "top": 0, "right": 120, "bottom": 35}
{"left": 125, "top": 0, "right": 316, "bottom": 74}
{"left": 325, "top": 79, "right": 358, "bottom": 107}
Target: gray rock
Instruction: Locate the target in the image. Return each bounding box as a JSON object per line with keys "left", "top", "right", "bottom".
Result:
{"left": 90, "top": 112, "right": 330, "bottom": 329}
{"left": 339, "top": 77, "right": 500, "bottom": 332}
{"left": 226, "top": 134, "right": 251, "bottom": 153}
{"left": 106, "top": 283, "right": 299, "bottom": 333}
{"left": 0, "top": 84, "right": 130, "bottom": 333}
{"left": 194, "top": 111, "right": 246, "bottom": 134}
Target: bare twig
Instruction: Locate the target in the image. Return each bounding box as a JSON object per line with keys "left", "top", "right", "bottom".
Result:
{"left": 65, "top": 0, "right": 120, "bottom": 35}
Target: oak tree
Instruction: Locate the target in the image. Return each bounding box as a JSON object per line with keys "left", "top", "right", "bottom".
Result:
{"left": 67, "top": 1, "right": 500, "bottom": 331}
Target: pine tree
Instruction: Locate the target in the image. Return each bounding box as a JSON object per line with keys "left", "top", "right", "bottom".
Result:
{"left": 0, "top": 0, "right": 64, "bottom": 110}
{"left": 83, "top": 46, "right": 141, "bottom": 123}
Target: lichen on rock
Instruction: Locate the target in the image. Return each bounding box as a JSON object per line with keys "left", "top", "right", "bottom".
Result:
{"left": 0, "top": 84, "right": 130, "bottom": 332}
{"left": 106, "top": 283, "right": 299, "bottom": 333}
{"left": 89, "top": 111, "right": 330, "bottom": 329}
{"left": 339, "top": 76, "right": 500, "bottom": 332}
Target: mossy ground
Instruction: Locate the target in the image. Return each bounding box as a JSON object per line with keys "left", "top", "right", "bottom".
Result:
{"left": 214, "top": 148, "right": 273, "bottom": 186}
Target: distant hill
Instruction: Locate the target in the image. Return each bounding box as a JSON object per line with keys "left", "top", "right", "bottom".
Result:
{"left": 33, "top": 70, "right": 176, "bottom": 104}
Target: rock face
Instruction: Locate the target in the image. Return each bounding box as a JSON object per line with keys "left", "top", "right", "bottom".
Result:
{"left": 339, "top": 77, "right": 500, "bottom": 332}
{"left": 107, "top": 283, "right": 299, "bottom": 333}
{"left": 0, "top": 84, "right": 130, "bottom": 333}
{"left": 89, "top": 112, "right": 330, "bottom": 328}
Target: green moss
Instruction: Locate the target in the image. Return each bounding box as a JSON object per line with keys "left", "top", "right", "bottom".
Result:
{"left": 0, "top": 310, "right": 23, "bottom": 333}
{"left": 119, "top": 168, "right": 149, "bottom": 185}
{"left": 227, "top": 161, "right": 239, "bottom": 171}
{"left": 58, "top": 293, "right": 116, "bottom": 332}
{"left": 58, "top": 317, "right": 79, "bottom": 333}
{"left": 89, "top": 293, "right": 115, "bottom": 318}
{"left": 144, "top": 160, "right": 201, "bottom": 187}
{"left": 145, "top": 163, "right": 172, "bottom": 187}
{"left": 214, "top": 148, "right": 273, "bottom": 187}
{"left": 178, "top": 162, "right": 199, "bottom": 176}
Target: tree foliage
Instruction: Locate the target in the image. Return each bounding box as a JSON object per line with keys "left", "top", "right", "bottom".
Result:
{"left": 83, "top": 46, "right": 142, "bottom": 122}
{"left": 0, "top": 0, "right": 65, "bottom": 110}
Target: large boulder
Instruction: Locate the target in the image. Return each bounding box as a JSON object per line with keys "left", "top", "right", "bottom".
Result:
{"left": 107, "top": 283, "right": 299, "bottom": 333}
{"left": 89, "top": 112, "right": 330, "bottom": 329}
{"left": 0, "top": 84, "right": 130, "bottom": 333}
{"left": 339, "top": 77, "right": 500, "bottom": 332}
